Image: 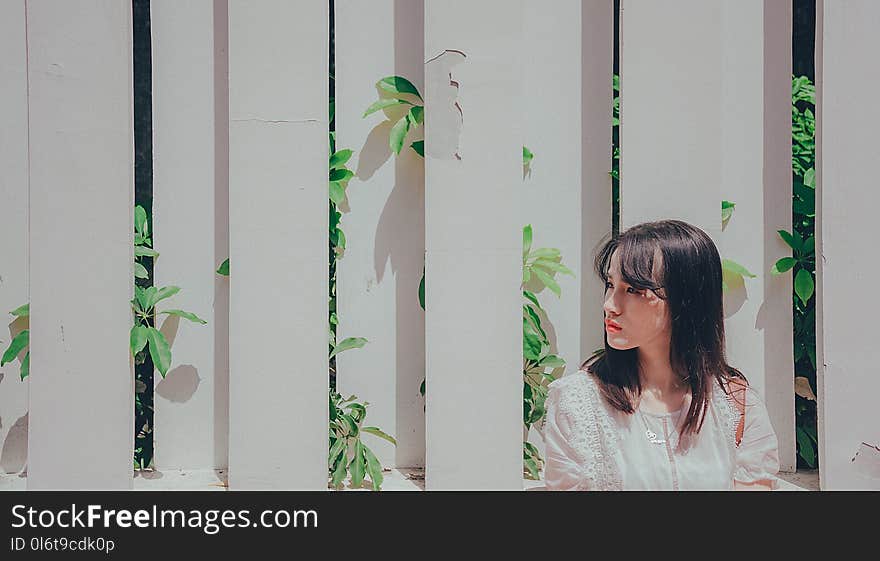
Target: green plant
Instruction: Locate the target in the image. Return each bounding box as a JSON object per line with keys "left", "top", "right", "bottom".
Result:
{"left": 522, "top": 224, "right": 573, "bottom": 479}
{"left": 772, "top": 75, "right": 818, "bottom": 468}
{"left": 328, "top": 335, "right": 395, "bottom": 491}
{"left": 0, "top": 304, "right": 29, "bottom": 380}
{"left": 130, "top": 206, "right": 207, "bottom": 379}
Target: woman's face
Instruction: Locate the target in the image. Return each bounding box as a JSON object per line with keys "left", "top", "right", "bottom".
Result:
{"left": 603, "top": 249, "right": 671, "bottom": 351}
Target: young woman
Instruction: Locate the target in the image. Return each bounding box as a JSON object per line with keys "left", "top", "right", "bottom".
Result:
{"left": 544, "top": 220, "right": 780, "bottom": 491}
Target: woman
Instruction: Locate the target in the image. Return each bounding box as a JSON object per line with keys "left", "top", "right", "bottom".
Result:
{"left": 544, "top": 220, "right": 780, "bottom": 491}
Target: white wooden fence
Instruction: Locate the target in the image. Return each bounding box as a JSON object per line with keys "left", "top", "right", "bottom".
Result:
{"left": 0, "top": 0, "right": 877, "bottom": 490}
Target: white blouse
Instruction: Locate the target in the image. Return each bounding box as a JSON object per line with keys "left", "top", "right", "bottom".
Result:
{"left": 543, "top": 370, "right": 780, "bottom": 491}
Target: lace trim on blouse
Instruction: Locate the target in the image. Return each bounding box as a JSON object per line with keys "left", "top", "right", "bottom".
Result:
{"left": 551, "top": 372, "right": 623, "bottom": 490}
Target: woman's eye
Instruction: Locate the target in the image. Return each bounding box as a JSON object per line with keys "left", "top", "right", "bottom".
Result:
{"left": 627, "top": 287, "right": 641, "bottom": 295}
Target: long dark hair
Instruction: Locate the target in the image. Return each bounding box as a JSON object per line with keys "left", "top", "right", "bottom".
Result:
{"left": 581, "top": 220, "right": 746, "bottom": 436}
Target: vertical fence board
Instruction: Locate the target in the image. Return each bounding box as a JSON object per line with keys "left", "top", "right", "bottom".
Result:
{"left": 619, "top": 0, "right": 721, "bottom": 237}
{"left": 816, "top": 0, "right": 880, "bottom": 490}
{"left": 227, "top": 0, "right": 328, "bottom": 490}
{"left": 151, "top": 0, "right": 229, "bottom": 471}
{"left": 335, "top": 0, "right": 426, "bottom": 469}
{"left": 26, "top": 0, "right": 135, "bottom": 489}
{"left": 719, "top": 0, "right": 795, "bottom": 472}
{"left": 0, "top": 0, "right": 29, "bottom": 476}
{"left": 424, "top": 0, "right": 523, "bottom": 490}
{"left": 580, "top": 0, "right": 615, "bottom": 365}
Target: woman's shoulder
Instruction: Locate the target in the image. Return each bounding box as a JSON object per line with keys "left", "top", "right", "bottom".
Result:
{"left": 548, "top": 369, "right": 597, "bottom": 395}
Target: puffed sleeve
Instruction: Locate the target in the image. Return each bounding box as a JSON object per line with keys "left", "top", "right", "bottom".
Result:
{"left": 543, "top": 380, "right": 594, "bottom": 491}
{"left": 734, "top": 386, "right": 780, "bottom": 488}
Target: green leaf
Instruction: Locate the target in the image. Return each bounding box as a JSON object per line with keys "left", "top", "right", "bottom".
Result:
{"left": 134, "top": 262, "right": 149, "bottom": 279}
{"left": 10, "top": 303, "right": 29, "bottom": 318}
{"left": 329, "top": 149, "right": 353, "bottom": 170}
{"left": 770, "top": 257, "right": 797, "bottom": 275}
{"left": 330, "top": 336, "right": 368, "bottom": 359}
{"left": 411, "top": 140, "right": 424, "bottom": 157}
{"left": 533, "top": 259, "right": 575, "bottom": 277}
{"left": 778, "top": 229, "right": 803, "bottom": 253}
{"left": 362, "top": 98, "right": 411, "bottom": 118}
{"left": 1, "top": 330, "right": 29, "bottom": 366}
{"left": 796, "top": 426, "right": 816, "bottom": 467}
{"left": 329, "top": 168, "right": 354, "bottom": 183}
{"left": 134, "top": 246, "right": 159, "bottom": 258}
{"left": 363, "top": 445, "right": 384, "bottom": 491}
{"left": 721, "top": 200, "right": 735, "bottom": 223}
{"left": 407, "top": 105, "right": 424, "bottom": 126}
{"left": 160, "top": 309, "right": 207, "bottom": 324}
{"left": 135, "top": 205, "right": 148, "bottom": 235}
{"left": 522, "top": 146, "right": 534, "bottom": 166}
{"left": 349, "top": 441, "right": 366, "bottom": 487}
{"left": 328, "top": 437, "right": 346, "bottom": 466}
{"left": 524, "top": 331, "right": 543, "bottom": 361}
{"left": 377, "top": 76, "right": 422, "bottom": 101}
{"left": 418, "top": 269, "right": 426, "bottom": 310}
{"left": 803, "top": 236, "right": 815, "bottom": 255}
{"left": 794, "top": 268, "right": 814, "bottom": 306}
{"left": 130, "top": 325, "right": 149, "bottom": 356}
{"left": 134, "top": 286, "right": 149, "bottom": 311}
{"left": 146, "top": 327, "right": 172, "bottom": 378}
{"left": 538, "top": 355, "right": 566, "bottom": 369}
{"left": 389, "top": 116, "right": 410, "bottom": 155}
{"left": 522, "top": 290, "right": 540, "bottom": 309}
{"left": 19, "top": 352, "right": 29, "bottom": 381}
{"left": 330, "top": 449, "right": 348, "bottom": 488}
{"left": 527, "top": 248, "right": 561, "bottom": 260}
{"left": 153, "top": 286, "right": 181, "bottom": 306}
{"left": 216, "top": 258, "right": 230, "bottom": 276}
{"left": 803, "top": 167, "right": 815, "bottom": 188}
{"left": 522, "top": 225, "right": 533, "bottom": 258}
{"left": 362, "top": 426, "right": 397, "bottom": 445}
{"left": 329, "top": 182, "right": 346, "bottom": 205}
{"left": 532, "top": 267, "right": 561, "bottom": 297}
{"left": 524, "top": 305, "right": 546, "bottom": 340}
{"left": 721, "top": 259, "right": 757, "bottom": 279}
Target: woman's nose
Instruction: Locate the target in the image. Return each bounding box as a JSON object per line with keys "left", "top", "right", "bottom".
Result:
{"left": 604, "top": 289, "right": 621, "bottom": 315}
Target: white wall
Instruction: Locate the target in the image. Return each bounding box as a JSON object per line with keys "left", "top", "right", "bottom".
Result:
{"left": 816, "top": 0, "right": 880, "bottom": 490}
{"left": 335, "top": 0, "right": 426, "bottom": 469}
{"left": 151, "top": 0, "right": 229, "bottom": 470}
{"left": 424, "top": 0, "right": 523, "bottom": 490}
{"left": 0, "top": 0, "right": 29, "bottom": 476}
{"left": 26, "top": 0, "right": 135, "bottom": 489}
{"left": 227, "top": 0, "right": 328, "bottom": 490}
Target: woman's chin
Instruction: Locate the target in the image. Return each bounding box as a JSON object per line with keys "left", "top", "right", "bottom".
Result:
{"left": 606, "top": 336, "right": 634, "bottom": 350}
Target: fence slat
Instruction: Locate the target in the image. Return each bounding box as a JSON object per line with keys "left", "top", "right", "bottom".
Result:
{"left": 424, "top": 0, "right": 523, "bottom": 490}
{"left": 816, "top": 0, "right": 880, "bottom": 490}
{"left": 26, "top": 0, "right": 135, "bottom": 489}
{"left": 227, "top": 0, "right": 328, "bottom": 489}
{"left": 718, "top": 0, "right": 795, "bottom": 473}
{"left": 619, "top": 0, "right": 722, "bottom": 236}
{"left": 335, "top": 0, "right": 426, "bottom": 469}
{"left": 0, "top": 0, "right": 29, "bottom": 476}
{"left": 150, "top": 0, "right": 229, "bottom": 471}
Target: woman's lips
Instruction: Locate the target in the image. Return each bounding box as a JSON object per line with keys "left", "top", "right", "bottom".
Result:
{"left": 605, "top": 320, "right": 622, "bottom": 333}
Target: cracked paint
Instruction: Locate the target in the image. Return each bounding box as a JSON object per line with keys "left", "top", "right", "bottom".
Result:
{"left": 424, "top": 49, "right": 467, "bottom": 161}
{"left": 851, "top": 441, "right": 880, "bottom": 479}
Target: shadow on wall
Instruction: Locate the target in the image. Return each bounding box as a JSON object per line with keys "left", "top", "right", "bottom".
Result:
{"left": 1, "top": 410, "right": 28, "bottom": 475}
